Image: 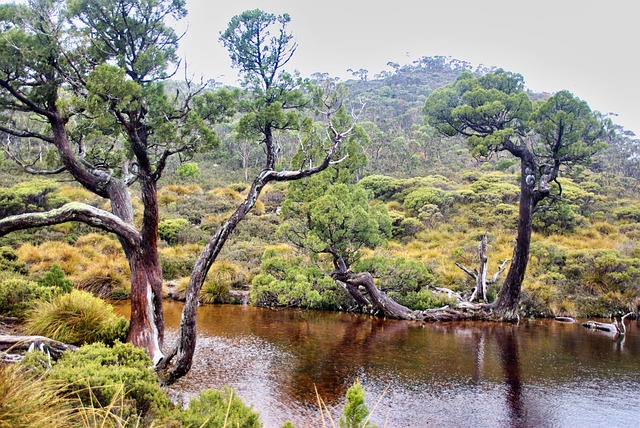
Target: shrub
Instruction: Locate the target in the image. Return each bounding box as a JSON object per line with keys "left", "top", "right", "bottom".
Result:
{"left": 25, "top": 290, "right": 129, "bottom": 345}
{"left": 175, "top": 161, "right": 201, "bottom": 178}
{"left": 0, "top": 276, "right": 53, "bottom": 318}
{"left": 352, "top": 257, "right": 434, "bottom": 295}
{"left": 402, "top": 187, "right": 452, "bottom": 216}
{"left": 391, "top": 288, "right": 456, "bottom": 311}
{"left": 176, "top": 387, "right": 262, "bottom": 428}
{"left": 49, "top": 342, "right": 170, "bottom": 420}
{"left": 38, "top": 263, "right": 74, "bottom": 293}
{"left": 0, "top": 246, "right": 28, "bottom": 275}
{"left": 339, "top": 380, "right": 377, "bottom": 428}
{"left": 251, "top": 250, "right": 347, "bottom": 310}
{"left": 158, "top": 218, "right": 190, "bottom": 244}
{"left": 200, "top": 261, "right": 247, "bottom": 304}
{"left": 0, "top": 178, "right": 68, "bottom": 217}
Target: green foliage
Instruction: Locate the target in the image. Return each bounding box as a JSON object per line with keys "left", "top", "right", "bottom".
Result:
{"left": 339, "top": 380, "right": 376, "bottom": 428}
{"left": 251, "top": 248, "right": 346, "bottom": 310}
{"left": 0, "top": 179, "right": 68, "bottom": 217}
{"left": 614, "top": 204, "right": 640, "bottom": 222}
{"left": 38, "top": 263, "right": 74, "bottom": 293}
{"left": 352, "top": 257, "right": 434, "bottom": 295}
{"left": 281, "top": 183, "right": 392, "bottom": 267}
{"left": 0, "top": 275, "right": 53, "bottom": 318}
{"left": 0, "top": 245, "right": 28, "bottom": 275}
{"left": 358, "top": 175, "right": 401, "bottom": 201}
{"left": 158, "top": 218, "right": 190, "bottom": 244}
{"left": 402, "top": 187, "right": 452, "bottom": 215}
{"left": 25, "top": 289, "right": 129, "bottom": 345}
{"left": 533, "top": 199, "right": 579, "bottom": 235}
{"left": 176, "top": 387, "right": 262, "bottom": 428}
{"left": 175, "top": 161, "right": 201, "bottom": 178}
{"left": 49, "top": 341, "right": 170, "bottom": 420}
{"left": 391, "top": 288, "right": 456, "bottom": 311}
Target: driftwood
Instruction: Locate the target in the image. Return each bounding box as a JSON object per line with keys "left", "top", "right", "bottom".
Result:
{"left": 581, "top": 313, "right": 634, "bottom": 335}
{"left": 0, "top": 334, "right": 77, "bottom": 361}
{"left": 554, "top": 316, "right": 576, "bottom": 323}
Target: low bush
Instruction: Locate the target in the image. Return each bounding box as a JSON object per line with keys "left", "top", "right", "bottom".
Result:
{"left": 0, "top": 245, "right": 28, "bottom": 275}
{"left": 24, "top": 289, "right": 128, "bottom": 345}
{"left": 390, "top": 288, "right": 456, "bottom": 311}
{"left": 175, "top": 387, "right": 262, "bottom": 428}
{"left": 38, "top": 263, "right": 74, "bottom": 293}
{"left": 158, "top": 218, "right": 191, "bottom": 244}
{"left": 0, "top": 275, "right": 54, "bottom": 318}
{"left": 49, "top": 342, "right": 170, "bottom": 421}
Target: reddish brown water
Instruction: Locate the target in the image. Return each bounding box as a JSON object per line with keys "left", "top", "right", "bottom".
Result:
{"left": 115, "top": 302, "right": 640, "bottom": 427}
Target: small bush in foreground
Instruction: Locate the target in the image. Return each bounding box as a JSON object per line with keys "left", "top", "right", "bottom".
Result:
{"left": 50, "top": 342, "right": 170, "bottom": 421}
{"left": 24, "top": 289, "right": 128, "bottom": 345}
{"left": 176, "top": 387, "right": 262, "bottom": 428}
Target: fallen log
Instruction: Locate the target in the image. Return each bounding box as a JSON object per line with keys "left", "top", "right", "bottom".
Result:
{"left": 0, "top": 334, "right": 77, "bottom": 360}
{"left": 581, "top": 313, "right": 634, "bottom": 335}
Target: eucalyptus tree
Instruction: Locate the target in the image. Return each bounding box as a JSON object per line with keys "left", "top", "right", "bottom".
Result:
{"left": 424, "top": 70, "right": 611, "bottom": 318}
{"left": 164, "top": 9, "right": 357, "bottom": 380}
{"left": 0, "top": 0, "right": 231, "bottom": 363}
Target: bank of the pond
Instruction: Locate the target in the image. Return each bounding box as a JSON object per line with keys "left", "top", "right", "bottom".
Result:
{"left": 115, "top": 301, "right": 640, "bottom": 427}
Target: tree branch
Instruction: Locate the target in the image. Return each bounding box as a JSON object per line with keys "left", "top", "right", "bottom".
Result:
{"left": 0, "top": 202, "right": 141, "bottom": 247}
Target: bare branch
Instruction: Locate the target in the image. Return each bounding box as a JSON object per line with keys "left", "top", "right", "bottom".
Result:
{"left": 0, "top": 202, "right": 141, "bottom": 247}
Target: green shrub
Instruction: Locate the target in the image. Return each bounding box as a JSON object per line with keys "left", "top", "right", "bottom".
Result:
{"left": 0, "top": 179, "right": 68, "bottom": 217}
{"left": 38, "top": 263, "right": 74, "bottom": 293}
{"left": 533, "top": 200, "right": 579, "bottom": 235}
{"left": 175, "top": 161, "right": 201, "bottom": 178}
{"left": 158, "top": 218, "right": 190, "bottom": 244}
{"left": 0, "top": 246, "right": 28, "bottom": 275}
{"left": 352, "top": 257, "right": 434, "bottom": 295}
{"left": 339, "top": 380, "right": 377, "bottom": 428}
{"left": 391, "top": 288, "right": 456, "bottom": 311}
{"left": 251, "top": 250, "right": 347, "bottom": 310}
{"left": 49, "top": 342, "right": 170, "bottom": 420}
{"left": 0, "top": 276, "right": 53, "bottom": 318}
{"left": 402, "top": 187, "right": 452, "bottom": 215}
{"left": 25, "top": 290, "right": 129, "bottom": 345}
{"left": 160, "top": 252, "right": 197, "bottom": 280}
{"left": 176, "top": 387, "right": 262, "bottom": 428}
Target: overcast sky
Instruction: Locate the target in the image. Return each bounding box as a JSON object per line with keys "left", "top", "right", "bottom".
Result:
{"left": 176, "top": 0, "right": 639, "bottom": 136}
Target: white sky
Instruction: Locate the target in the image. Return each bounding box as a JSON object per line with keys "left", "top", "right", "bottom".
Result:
{"left": 0, "top": 0, "right": 636, "bottom": 135}
{"left": 176, "top": 0, "right": 640, "bottom": 136}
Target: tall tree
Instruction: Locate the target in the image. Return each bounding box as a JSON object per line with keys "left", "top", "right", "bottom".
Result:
{"left": 424, "top": 70, "right": 611, "bottom": 318}
{"left": 0, "top": 0, "right": 230, "bottom": 363}
{"left": 164, "top": 9, "right": 357, "bottom": 380}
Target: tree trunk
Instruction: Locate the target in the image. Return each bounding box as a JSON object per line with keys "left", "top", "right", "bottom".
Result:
{"left": 493, "top": 158, "right": 536, "bottom": 319}
{"left": 127, "top": 247, "right": 164, "bottom": 365}
{"left": 166, "top": 171, "right": 270, "bottom": 380}
{"left": 110, "top": 175, "right": 164, "bottom": 365}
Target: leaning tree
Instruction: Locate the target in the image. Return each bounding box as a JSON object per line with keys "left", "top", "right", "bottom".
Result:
{"left": 423, "top": 70, "right": 612, "bottom": 318}
{"left": 0, "top": 0, "right": 232, "bottom": 364}
{"left": 163, "top": 9, "right": 359, "bottom": 380}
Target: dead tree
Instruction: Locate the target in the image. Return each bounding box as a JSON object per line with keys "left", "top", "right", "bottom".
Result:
{"left": 456, "top": 233, "right": 510, "bottom": 302}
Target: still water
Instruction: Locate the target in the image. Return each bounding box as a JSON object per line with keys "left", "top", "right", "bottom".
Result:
{"left": 117, "top": 302, "right": 640, "bottom": 427}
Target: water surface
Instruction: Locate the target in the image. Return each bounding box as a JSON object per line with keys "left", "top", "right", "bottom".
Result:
{"left": 116, "top": 302, "right": 640, "bottom": 427}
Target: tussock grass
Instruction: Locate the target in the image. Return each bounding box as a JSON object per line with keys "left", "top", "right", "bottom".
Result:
{"left": 0, "top": 364, "right": 76, "bottom": 428}
{"left": 75, "top": 259, "right": 129, "bottom": 298}
{"left": 25, "top": 290, "right": 128, "bottom": 345}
